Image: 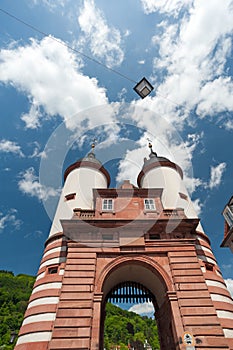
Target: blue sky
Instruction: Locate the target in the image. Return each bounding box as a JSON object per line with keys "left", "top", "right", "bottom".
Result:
{"left": 0, "top": 0, "right": 233, "bottom": 305}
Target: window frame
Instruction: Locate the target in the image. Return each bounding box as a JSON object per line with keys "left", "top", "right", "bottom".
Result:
{"left": 102, "top": 198, "right": 114, "bottom": 211}
{"left": 144, "top": 198, "right": 156, "bottom": 211}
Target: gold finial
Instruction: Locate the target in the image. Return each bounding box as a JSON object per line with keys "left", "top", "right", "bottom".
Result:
{"left": 147, "top": 138, "right": 152, "bottom": 149}
{"left": 91, "top": 138, "right": 97, "bottom": 149}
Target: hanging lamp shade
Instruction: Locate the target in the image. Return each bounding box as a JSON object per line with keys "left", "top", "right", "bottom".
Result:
{"left": 133, "top": 77, "right": 154, "bottom": 98}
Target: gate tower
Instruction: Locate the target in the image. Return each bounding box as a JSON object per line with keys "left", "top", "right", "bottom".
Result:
{"left": 15, "top": 143, "right": 233, "bottom": 350}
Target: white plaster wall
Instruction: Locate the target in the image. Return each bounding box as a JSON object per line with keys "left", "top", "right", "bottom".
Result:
{"left": 141, "top": 167, "right": 196, "bottom": 215}
{"left": 141, "top": 166, "right": 206, "bottom": 233}
{"left": 49, "top": 167, "right": 108, "bottom": 237}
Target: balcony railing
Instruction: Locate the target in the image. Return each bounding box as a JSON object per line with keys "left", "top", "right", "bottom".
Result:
{"left": 73, "top": 208, "right": 95, "bottom": 219}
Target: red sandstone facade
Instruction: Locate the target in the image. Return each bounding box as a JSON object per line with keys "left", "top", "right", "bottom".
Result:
{"left": 15, "top": 150, "right": 233, "bottom": 350}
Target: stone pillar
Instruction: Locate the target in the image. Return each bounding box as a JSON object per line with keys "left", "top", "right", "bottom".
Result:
{"left": 91, "top": 293, "right": 103, "bottom": 350}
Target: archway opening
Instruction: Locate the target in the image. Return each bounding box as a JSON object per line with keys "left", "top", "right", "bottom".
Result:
{"left": 99, "top": 260, "right": 176, "bottom": 350}
{"left": 104, "top": 281, "right": 159, "bottom": 350}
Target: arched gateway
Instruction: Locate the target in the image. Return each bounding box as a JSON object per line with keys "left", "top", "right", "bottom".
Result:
{"left": 15, "top": 144, "right": 233, "bottom": 350}
{"left": 96, "top": 256, "right": 176, "bottom": 349}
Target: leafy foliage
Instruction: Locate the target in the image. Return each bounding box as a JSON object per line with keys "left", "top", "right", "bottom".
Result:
{"left": 0, "top": 271, "right": 35, "bottom": 348}
{"left": 104, "top": 303, "right": 160, "bottom": 350}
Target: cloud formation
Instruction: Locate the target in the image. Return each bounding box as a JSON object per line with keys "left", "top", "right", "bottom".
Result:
{"left": 140, "top": 0, "right": 233, "bottom": 126}
{"left": 78, "top": 0, "right": 124, "bottom": 68}
{"left": 0, "top": 209, "right": 22, "bottom": 232}
{"left": 0, "top": 139, "right": 24, "bottom": 157}
{"left": 128, "top": 301, "right": 154, "bottom": 317}
{"left": 141, "top": 0, "right": 191, "bottom": 16}
{"left": 209, "top": 162, "right": 226, "bottom": 190}
{"left": 0, "top": 36, "right": 108, "bottom": 129}
{"left": 18, "top": 167, "right": 60, "bottom": 201}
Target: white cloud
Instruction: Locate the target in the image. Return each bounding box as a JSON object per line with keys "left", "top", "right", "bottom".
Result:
{"left": 78, "top": 0, "right": 124, "bottom": 68}
{"left": 147, "top": 0, "right": 233, "bottom": 123}
{"left": 31, "top": 0, "right": 68, "bottom": 11}
{"left": 141, "top": 0, "right": 191, "bottom": 16}
{"left": 21, "top": 100, "right": 42, "bottom": 129}
{"left": 224, "top": 120, "right": 233, "bottom": 131}
{"left": 0, "top": 36, "right": 108, "bottom": 130}
{"left": 29, "top": 142, "right": 47, "bottom": 159}
{"left": 209, "top": 162, "right": 226, "bottom": 189}
{"left": 225, "top": 279, "right": 233, "bottom": 298}
{"left": 128, "top": 302, "right": 154, "bottom": 316}
{"left": 0, "top": 139, "right": 24, "bottom": 157}
{"left": 18, "top": 167, "right": 60, "bottom": 201}
{"left": 116, "top": 122, "right": 203, "bottom": 196}
{"left": 0, "top": 209, "right": 22, "bottom": 232}
{"left": 192, "top": 198, "right": 203, "bottom": 217}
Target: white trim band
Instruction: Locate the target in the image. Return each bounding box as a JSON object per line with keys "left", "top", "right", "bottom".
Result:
{"left": 217, "top": 310, "right": 233, "bottom": 319}
{"left": 16, "top": 331, "right": 52, "bottom": 344}
{"left": 223, "top": 328, "right": 233, "bottom": 338}
{"left": 210, "top": 293, "right": 233, "bottom": 304}
{"left": 27, "top": 297, "right": 59, "bottom": 309}
{"left": 40, "top": 257, "right": 66, "bottom": 269}
{"left": 36, "top": 272, "right": 45, "bottom": 281}
{"left": 32, "top": 282, "right": 62, "bottom": 294}
{"left": 43, "top": 246, "right": 66, "bottom": 258}
{"left": 196, "top": 244, "right": 213, "bottom": 254}
{"left": 206, "top": 280, "right": 227, "bottom": 290}
{"left": 22, "top": 313, "right": 56, "bottom": 326}
{"left": 198, "top": 255, "right": 216, "bottom": 265}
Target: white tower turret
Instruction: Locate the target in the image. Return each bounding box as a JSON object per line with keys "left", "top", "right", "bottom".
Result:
{"left": 49, "top": 144, "right": 110, "bottom": 237}
{"left": 137, "top": 143, "right": 200, "bottom": 223}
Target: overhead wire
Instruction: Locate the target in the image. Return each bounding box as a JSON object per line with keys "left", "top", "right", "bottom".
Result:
{"left": 0, "top": 6, "right": 206, "bottom": 116}
{"left": 1, "top": 6, "right": 229, "bottom": 116}
{"left": 0, "top": 7, "right": 199, "bottom": 113}
{"left": 0, "top": 7, "right": 137, "bottom": 84}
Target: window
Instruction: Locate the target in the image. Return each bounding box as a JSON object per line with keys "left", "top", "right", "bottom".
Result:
{"left": 65, "top": 193, "right": 76, "bottom": 201}
{"left": 144, "top": 199, "right": 156, "bottom": 210}
{"left": 48, "top": 266, "right": 58, "bottom": 274}
{"left": 149, "top": 233, "right": 160, "bottom": 240}
{"left": 102, "top": 234, "right": 113, "bottom": 240}
{"left": 102, "top": 199, "right": 113, "bottom": 211}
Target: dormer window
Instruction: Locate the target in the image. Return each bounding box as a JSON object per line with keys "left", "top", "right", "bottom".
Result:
{"left": 144, "top": 199, "right": 156, "bottom": 210}
{"left": 102, "top": 199, "right": 113, "bottom": 211}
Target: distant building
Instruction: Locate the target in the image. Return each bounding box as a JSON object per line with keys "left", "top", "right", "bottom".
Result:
{"left": 221, "top": 196, "right": 233, "bottom": 252}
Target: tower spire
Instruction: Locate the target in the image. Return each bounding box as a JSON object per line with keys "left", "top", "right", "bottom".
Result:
{"left": 147, "top": 139, "right": 157, "bottom": 158}
{"left": 87, "top": 138, "right": 97, "bottom": 159}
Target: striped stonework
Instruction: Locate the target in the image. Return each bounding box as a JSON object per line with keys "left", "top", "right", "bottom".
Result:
{"left": 15, "top": 234, "right": 67, "bottom": 350}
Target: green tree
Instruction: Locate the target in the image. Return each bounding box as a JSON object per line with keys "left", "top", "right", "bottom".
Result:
{"left": 104, "top": 303, "right": 160, "bottom": 350}
{"left": 0, "top": 271, "right": 35, "bottom": 349}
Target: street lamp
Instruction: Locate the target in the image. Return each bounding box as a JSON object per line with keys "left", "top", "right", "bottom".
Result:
{"left": 133, "top": 77, "right": 154, "bottom": 99}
